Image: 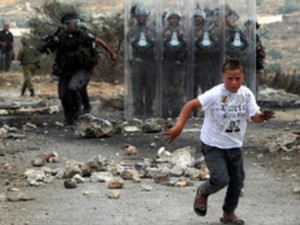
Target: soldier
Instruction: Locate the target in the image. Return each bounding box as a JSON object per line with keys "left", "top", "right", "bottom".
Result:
{"left": 0, "top": 23, "right": 14, "bottom": 72}
{"left": 193, "top": 7, "right": 220, "bottom": 96}
{"left": 224, "top": 8, "right": 250, "bottom": 87}
{"left": 17, "top": 37, "right": 40, "bottom": 97}
{"left": 40, "top": 12, "right": 117, "bottom": 126}
{"left": 162, "top": 8, "right": 187, "bottom": 118}
{"left": 127, "top": 5, "right": 156, "bottom": 118}
{"left": 244, "top": 20, "right": 266, "bottom": 91}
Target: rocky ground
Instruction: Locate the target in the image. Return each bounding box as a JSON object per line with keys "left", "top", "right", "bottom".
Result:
{"left": 0, "top": 72, "right": 300, "bottom": 225}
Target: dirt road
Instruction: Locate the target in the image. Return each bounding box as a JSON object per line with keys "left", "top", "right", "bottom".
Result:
{"left": 0, "top": 73, "right": 299, "bottom": 225}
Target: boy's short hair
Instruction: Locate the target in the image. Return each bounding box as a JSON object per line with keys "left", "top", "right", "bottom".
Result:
{"left": 222, "top": 57, "right": 245, "bottom": 73}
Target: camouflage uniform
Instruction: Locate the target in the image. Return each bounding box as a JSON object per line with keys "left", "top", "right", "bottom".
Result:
{"left": 17, "top": 38, "right": 39, "bottom": 96}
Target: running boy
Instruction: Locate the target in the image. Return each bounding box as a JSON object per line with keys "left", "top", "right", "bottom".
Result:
{"left": 165, "top": 57, "right": 274, "bottom": 225}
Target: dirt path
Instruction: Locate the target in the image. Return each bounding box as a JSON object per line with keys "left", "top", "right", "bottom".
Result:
{"left": 0, "top": 72, "right": 300, "bottom": 225}
{"left": 0, "top": 119, "right": 299, "bottom": 225}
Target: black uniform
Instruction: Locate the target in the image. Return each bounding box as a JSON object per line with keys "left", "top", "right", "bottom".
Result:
{"left": 128, "top": 10, "right": 156, "bottom": 118}
{"left": 0, "top": 29, "right": 14, "bottom": 71}
{"left": 40, "top": 26, "right": 96, "bottom": 125}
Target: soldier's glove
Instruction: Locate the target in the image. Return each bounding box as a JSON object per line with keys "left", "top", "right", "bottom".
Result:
{"left": 261, "top": 109, "right": 274, "bottom": 121}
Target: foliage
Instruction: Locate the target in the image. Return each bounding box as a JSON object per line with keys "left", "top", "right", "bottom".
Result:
{"left": 27, "top": 0, "right": 124, "bottom": 82}
{"left": 268, "top": 49, "right": 283, "bottom": 60}
{"left": 268, "top": 63, "right": 282, "bottom": 74}
{"left": 278, "top": 1, "right": 300, "bottom": 14}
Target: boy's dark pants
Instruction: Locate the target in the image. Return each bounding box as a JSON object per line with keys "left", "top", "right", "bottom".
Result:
{"left": 200, "top": 143, "right": 245, "bottom": 213}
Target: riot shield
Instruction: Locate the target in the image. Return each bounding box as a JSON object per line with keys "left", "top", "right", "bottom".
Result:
{"left": 222, "top": 0, "right": 256, "bottom": 93}
{"left": 159, "top": 1, "right": 190, "bottom": 118}
{"left": 124, "top": 1, "right": 159, "bottom": 119}
{"left": 190, "top": 0, "right": 224, "bottom": 98}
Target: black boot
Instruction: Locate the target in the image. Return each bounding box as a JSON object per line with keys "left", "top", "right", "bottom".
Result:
{"left": 29, "top": 89, "right": 35, "bottom": 97}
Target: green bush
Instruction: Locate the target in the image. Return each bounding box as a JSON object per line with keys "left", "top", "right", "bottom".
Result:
{"left": 268, "top": 63, "right": 282, "bottom": 74}
{"left": 268, "top": 49, "right": 283, "bottom": 60}
{"left": 27, "top": 0, "right": 124, "bottom": 82}
{"left": 278, "top": 2, "right": 300, "bottom": 14}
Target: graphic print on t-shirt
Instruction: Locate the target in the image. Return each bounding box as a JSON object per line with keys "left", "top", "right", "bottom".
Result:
{"left": 220, "top": 90, "right": 246, "bottom": 133}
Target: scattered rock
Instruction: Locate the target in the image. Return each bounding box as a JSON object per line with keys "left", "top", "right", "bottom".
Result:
{"left": 23, "top": 122, "right": 37, "bottom": 130}
{"left": 64, "top": 178, "right": 77, "bottom": 189}
{"left": 107, "top": 178, "right": 125, "bottom": 189}
{"left": 0, "top": 193, "right": 7, "bottom": 202}
{"left": 108, "top": 190, "right": 120, "bottom": 199}
{"left": 90, "top": 172, "right": 113, "bottom": 183}
{"left": 266, "top": 133, "right": 300, "bottom": 152}
{"left": 2, "top": 162, "right": 11, "bottom": 170}
{"left": 123, "top": 144, "right": 137, "bottom": 156}
{"left": 141, "top": 184, "right": 153, "bottom": 192}
{"left": 123, "top": 125, "right": 141, "bottom": 133}
{"left": 142, "top": 118, "right": 162, "bottom": 133}
{"left": 256, "top": 153, "right": 265, "bottom": 161}
{"left": 73, "top": 174, "right": 85, "bottom": 183}
{"left": 6, "top": 193, "right": 35, "bottom": 202}
{"left": 26, "top": 170, "right": 46, "bottom": 186}
{"left": 293, "top": 186, "right": 300, "bottom": 194}
{"left": 75, "top": 114, "right": 120, "bottom": 138}
{"left": 0, "top": 109, "right": 9, "bottom": 115}
{"left": 31, "top": 157, "right": 46, "bottom": 167}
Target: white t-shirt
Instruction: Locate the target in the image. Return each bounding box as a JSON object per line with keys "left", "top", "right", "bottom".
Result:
{"left": 198, "top": 84, "right": 260, "bottom": 149}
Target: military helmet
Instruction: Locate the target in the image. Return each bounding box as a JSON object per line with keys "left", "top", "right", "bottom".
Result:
{"left": 194, "top": 8, "right": 206, "bottom": 19}
{"left": 166, "top": 8, "right": 182, "bottom": 19}
{"left": 225, "top": 9, "right": 239, "bottom": 21}
{"left": 134, "top": 5, "right": 150, "bottom": 17}
{"left": 61, "top": 12, "right": 80, "bottom": 24}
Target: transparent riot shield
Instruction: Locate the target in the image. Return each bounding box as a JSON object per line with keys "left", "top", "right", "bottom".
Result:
{"left": 189, "top": 0, "right": 224, "bottom": 98}
{"left": 222, "top": 0, "right": 256, "bottom": 93}
{"left": 124, "top": 0, "right": 160, "bottom": 119}
{"left": 159, "top": 0, "right": 190, "bottom": 118}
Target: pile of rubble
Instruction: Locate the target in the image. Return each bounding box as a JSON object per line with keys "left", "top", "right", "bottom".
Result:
{"left": 0, "top": 99, "right": 60, "bottom": 116}
{"left": 266, "top": 133, "right": 300, "bottom": 153}
{"left": 17, "top": 146, "right": 210, "bottom": 199}
{"left": 75, "top": 115, "right": 173, "bottom": 138}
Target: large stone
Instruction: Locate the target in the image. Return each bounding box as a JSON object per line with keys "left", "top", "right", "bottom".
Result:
{"left": 26, "top": 170, "right": 46, "bottom": 186}
{"left": 266, "top": 133, "right": 300, "bottom": 152}
{"left": 87, "top": 155, "right": 108, "bottom": 172}
{"left": 107, "top": 178, "right": 125, "bottom": 189}
{"left": 123, "top": 144, "right": 137, "bottom": 156}
{"left": 64, "top": 178, "right": 77, "bottom": 189}
{"left": 75, "top": 114, "right": 120, "bottom": 138}
{"left": 142, "top": 118, "right": 162, "bottom": 133}
{"left": 64, "top": 160, "right": 83, "bottom": 178}
{"left": 90, "top": 172, "right": 113, "bottom": 183}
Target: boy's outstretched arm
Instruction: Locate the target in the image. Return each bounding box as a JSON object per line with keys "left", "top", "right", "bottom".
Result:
{"left": 164, "top": 99, "right": 201, "bottom": 143}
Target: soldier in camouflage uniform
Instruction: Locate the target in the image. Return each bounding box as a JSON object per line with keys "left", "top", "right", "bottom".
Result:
{"left": 17, "top": 37, "right": 39, "bottom": 97}
{"left": 127, "top": 5, "right": 156, "bottom": 118}
{"left": 40, "top": 12, "right": 117, "bottom": 125}
{"left": 162, "top": 9, "right": 187, "bottom": 118}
